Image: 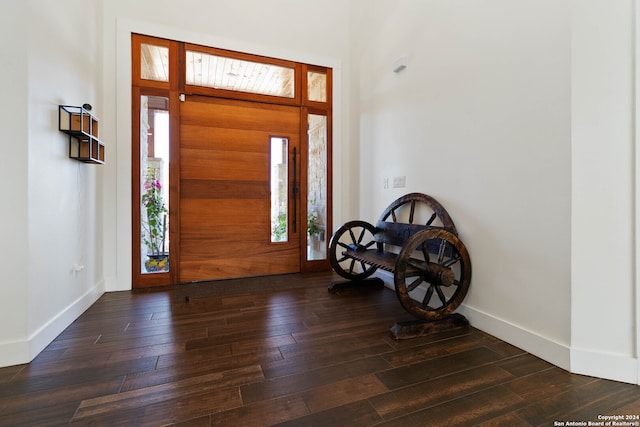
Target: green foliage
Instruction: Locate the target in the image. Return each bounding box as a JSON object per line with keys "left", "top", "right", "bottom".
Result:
{"left": 272, "top": 213, "right": 287, "bottom": 242}
{"left": 141, "top": 166, "right": 167, "bottom": 255}
{"left": 307, "top": 212, "right": 320, "bottom": 236}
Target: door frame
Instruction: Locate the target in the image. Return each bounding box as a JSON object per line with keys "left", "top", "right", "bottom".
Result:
{"left": 131, "top": 34, "right": 333, "bottom": 287}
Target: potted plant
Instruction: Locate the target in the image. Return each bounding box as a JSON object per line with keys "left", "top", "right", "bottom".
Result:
{"left": 307, "top": 211, "right": 321, "bottom": 238}
{"left": 308, "top": 211, "right": 325, "bottom": 252}
{"left": 142, "top": 166, "right": 169, "bottom": 272}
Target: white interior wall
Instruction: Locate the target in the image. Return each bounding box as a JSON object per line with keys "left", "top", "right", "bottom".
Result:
{"left": 0, "top": 0, "right": 104, "bottom": 367}
{"left": 354, "top": 0, "right": 574, "bottom": 369}
{"left": 26, "top": 0, "right": 104, "bottom": 358}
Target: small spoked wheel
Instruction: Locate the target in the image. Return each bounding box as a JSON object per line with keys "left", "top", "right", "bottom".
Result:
{"left": 329, "top": 220, "right": 378, "bottom": 280}
{"left": 394, "top": 228, "right": 471, "bottom": 320}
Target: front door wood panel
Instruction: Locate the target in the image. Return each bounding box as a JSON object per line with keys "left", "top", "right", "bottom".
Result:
{"left": 179, "top": 96, "right": 300, "bottom": 282}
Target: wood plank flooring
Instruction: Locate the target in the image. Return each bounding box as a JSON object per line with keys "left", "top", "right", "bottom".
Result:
{"left": 1, "top": 271, "right": 639, "bottom": 426}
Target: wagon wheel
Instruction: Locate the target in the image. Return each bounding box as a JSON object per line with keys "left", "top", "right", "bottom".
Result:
{"left": 394, "top": 228, "right": 471, "bottom": 320}
{"left": 378, "top": 193, "right": 457, "bottom": 234}
{"left": 329, "top": 220, "right": 379, "bottom": 280}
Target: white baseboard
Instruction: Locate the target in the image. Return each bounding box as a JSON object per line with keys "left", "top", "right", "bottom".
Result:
{"left": 375, "top": 271, "right": 574, "bottom": 372}
{"left": 457, "top": 305, "right": 639, "bottom": 384}
{"left": 570, "top": 347, "right": 638, "bottom": 385}
{"left": 458, "top": 304, "right": 571, "bottom": 372}
{"left": 377, "top": 271, "right": 639, "bottom": 384}
{"left": 0, "top": 281, "right": 105, "bottom": 368}
{"left": 0, "top": 340, "right": 30, "bottom": 369}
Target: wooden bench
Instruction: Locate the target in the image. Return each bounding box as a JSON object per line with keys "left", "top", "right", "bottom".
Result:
{"left": 328, "top": 193, "right": 472, "bottom": 322}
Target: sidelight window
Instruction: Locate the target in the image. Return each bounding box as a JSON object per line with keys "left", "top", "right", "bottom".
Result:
{"left": 140, "top": 95, "right": 170, "bottom": 274}
{"left": 307, "top": 114, "right": 328, "bottom": 260}
{"left": 270, "top": 137, "right": 289, "bottom": 242}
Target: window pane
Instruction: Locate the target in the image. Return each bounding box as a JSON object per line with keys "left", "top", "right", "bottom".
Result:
{"left": 271, "top": 137, "right": 289, "bottom": 242}
{"left": 141, "top": 44, "right": 169, "bottom": 82}
{"left": 186, "top": 51, "right": 295, "bottom": 98}
{"left": 307, "top": 114, "right": 327, "bottom": 260}
{"left": 307, "top": 71, "right": 327, "bottom": 103}
{"left": 140, "top": 96, "right": 170, "bottom": 273}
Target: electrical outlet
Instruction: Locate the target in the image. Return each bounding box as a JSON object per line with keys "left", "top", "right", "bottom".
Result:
{"left": 393, "top": 176, "right": 406, "bottom": 188}
{"left": 384, "top": 178, "right": 389, "bottom": 189}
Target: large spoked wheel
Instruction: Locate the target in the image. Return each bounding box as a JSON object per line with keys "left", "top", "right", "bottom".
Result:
{"left": 329, "top": 220, "right": 379, "bottom": 280}
{"left": 394, "top": 228, "right": 471, "bottom": 320}
{"left": 378, "top": 193, "right": 458, "bottom": 234}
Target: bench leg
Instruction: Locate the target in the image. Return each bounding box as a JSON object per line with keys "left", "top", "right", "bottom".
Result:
{"left": 390, "top": 313, "right": 469, "bottom": 340}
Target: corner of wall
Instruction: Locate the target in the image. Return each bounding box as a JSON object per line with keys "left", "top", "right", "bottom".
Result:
{"left": 570, "top": 348, "right": 638, "bottom": 385}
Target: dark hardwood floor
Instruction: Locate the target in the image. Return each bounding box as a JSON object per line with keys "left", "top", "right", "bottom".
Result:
{"left": 1, "top": 271, "right": 639, "bottom": 426}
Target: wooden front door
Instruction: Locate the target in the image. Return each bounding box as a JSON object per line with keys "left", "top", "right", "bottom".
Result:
{"left": 179, "top": 95, "right": 301, "bottom": 282}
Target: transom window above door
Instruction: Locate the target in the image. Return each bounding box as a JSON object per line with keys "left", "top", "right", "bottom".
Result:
{"left": 185, "top": 51, "right": 295, "bottom": 98}
{"left": 140, "top": 43, "right": 169, "bottom": 82}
